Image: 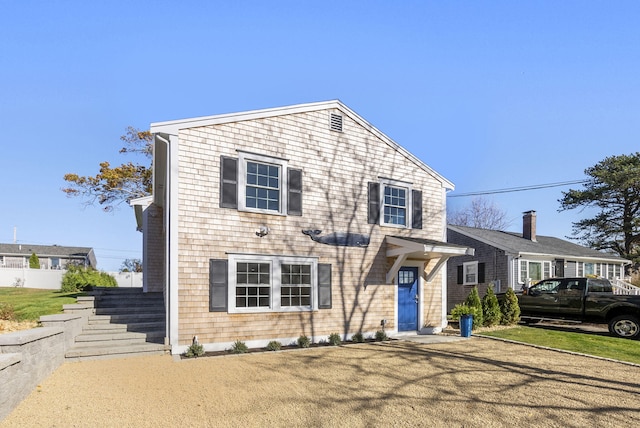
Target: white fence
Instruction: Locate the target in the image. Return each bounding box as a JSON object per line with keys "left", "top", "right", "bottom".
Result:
{"left": 0, "top": 268, "right": 142, "bottom": 289}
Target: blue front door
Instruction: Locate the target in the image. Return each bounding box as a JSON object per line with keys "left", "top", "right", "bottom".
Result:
{"left": 398, "top": 267, "right": 419, "bottom": 331}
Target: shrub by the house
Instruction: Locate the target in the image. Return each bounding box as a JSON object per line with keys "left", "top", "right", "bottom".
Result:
{"left": 328, "top": 332, "right": 341, "bottom": 346}
{"left": 266, "top": 340, "right": 282, "bottom": 351}
{"left": 351, "top": 332, "right": 364, "bottom": 343}
{"left": 230, "top": 340, "right": 248, "bottom": 354}
{"left": 482, "top": 287, "right": 502, "bottom": 327}
{"left": 61, "top": 265, "right": 117, "bottom": 292}
{"left": 297, "top": 335, "right": 311, "bottom": 348}
{"left": 500, "top": 288, "right": 521, "bottom": 325}
{"left": 464, "top": 286, "right": 484, "bottom": 328}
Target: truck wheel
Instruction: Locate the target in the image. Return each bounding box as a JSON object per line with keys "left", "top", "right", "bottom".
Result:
{"left": 608, "top": 315, "right": 640, "bottom": 339}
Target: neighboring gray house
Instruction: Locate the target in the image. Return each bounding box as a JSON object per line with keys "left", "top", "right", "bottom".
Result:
{"left": 446, "top": 211, "right": 631, "bottom": 310}
{"left": 0, "top": 243, "right": 97, "bottom": 270}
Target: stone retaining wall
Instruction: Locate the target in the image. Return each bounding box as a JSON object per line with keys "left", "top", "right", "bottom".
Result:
{"left": 0, "top": 311, "right": 89, "bottom": 421}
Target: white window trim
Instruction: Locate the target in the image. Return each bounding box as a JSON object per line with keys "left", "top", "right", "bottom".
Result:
{"left": 462, "top": 261, "right": 478, "bottom": 285}
{"left": 228, "top": 254, "right": 318, "bottom": 314}
{"left": 379, "top": 178, "right": 412, "bottom": 228}
{"left": 518, "top": 259, "right": 552, "bottom": 284}
{"left": 238, "top": 151, "right": 288, "bottom": 215}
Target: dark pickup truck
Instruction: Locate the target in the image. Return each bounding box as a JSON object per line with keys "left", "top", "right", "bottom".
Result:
{"left": 517, "top": 277, "right": 640, "bottom": 339}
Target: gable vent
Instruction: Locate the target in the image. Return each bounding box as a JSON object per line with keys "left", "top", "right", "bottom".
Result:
{"left": 330, "top": 113, "right": 343, "bottom": 132}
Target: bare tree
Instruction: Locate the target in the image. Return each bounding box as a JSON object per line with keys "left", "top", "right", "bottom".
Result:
{"left": 448, "top": 197, "right": 511, "bottom": 230}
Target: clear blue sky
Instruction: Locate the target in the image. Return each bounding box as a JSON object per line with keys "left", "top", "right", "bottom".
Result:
{"left": 1, "top": 1, "right": 638, "bottom": 270}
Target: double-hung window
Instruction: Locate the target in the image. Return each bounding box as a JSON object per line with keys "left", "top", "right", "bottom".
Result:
{"left": 228, "top": 254, "right": 317, "bottom": 313}
{"left": 519, "top": 260, "right": 551, "bottom": 283}
{"left": 463, "top": 261, "right": 478, "bottom": 285}
{"left": 380, "top": 179, "right": 412, "bottom": 228}
{"left": 238, "top": 152, "right": 288, "bottom": 215}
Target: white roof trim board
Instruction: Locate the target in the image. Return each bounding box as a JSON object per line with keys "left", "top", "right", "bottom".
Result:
{"left": 150, "top": 100, "right": 454, "bottom": 190}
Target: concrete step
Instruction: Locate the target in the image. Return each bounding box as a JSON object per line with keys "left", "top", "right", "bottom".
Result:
{"left": 94, "top": 300, "right": 164, "bottom": 309}
{"left": 84, "top": 321, "right": 164, "bottom": 332}
{"left": 94, "top": 306, "right": 164, "bottom": 315}
{"left": 66, "top": 288, "right": 167, "bottom": 361}
{"left": 89, "top": 313, "right": 164, "bottom": 323}
{"left": 65, "top": 342, "right": 169, "bottom": 361}
{"left": 75, "top": 330, "right": 165, "bottom": 343}
{"left": 88, "top": 287, "right": 144, "bottom": 295}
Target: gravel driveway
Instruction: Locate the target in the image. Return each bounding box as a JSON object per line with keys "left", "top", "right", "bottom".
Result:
{"left": 2, "top": 337, "right": 639, "bottom": 427}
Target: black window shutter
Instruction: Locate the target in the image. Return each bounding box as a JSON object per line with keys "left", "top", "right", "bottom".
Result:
{"left": 457, "top": 265, "right": 463, "bottom": 284}
{"left": 318, "top": 264, "right": 332, "bottom": 309}
{"left": 368, "top": 182, "right": 380, "bottom": 224}
{"left": 209, "top": 259, "right": 228, "bottom": 312}
{"left": 288, "top": 168, "right": 303, "bottom": 216}
{"left": 412, "top": 189, "right": 423, "bottom": 229}
{"left": 478, "top": 263, "right": 485, "bottom": 283}
{"left": 220, "top": 156, "right": 238, "bottom": 208}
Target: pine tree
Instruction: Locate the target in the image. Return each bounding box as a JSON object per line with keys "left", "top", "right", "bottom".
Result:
{"left": 464, "top": 286, "right": 484, "bottom": 329}
{"left": 29, "top": 252, "right": 40, "bottom": 269}
{"left": 500, "top": 288, "right": 521, "bottom": 325}
{"left": 482, "top": 287, "right": 501, "bottom": 327}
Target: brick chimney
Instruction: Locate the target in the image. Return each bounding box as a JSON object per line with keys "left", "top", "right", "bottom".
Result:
{"left": 523, "top": 210, "right": 537, "bottom": 241}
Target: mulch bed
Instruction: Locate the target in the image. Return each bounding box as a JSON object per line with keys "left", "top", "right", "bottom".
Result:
{"left": 181, "top": 338, "right": 393, "bottom": 360}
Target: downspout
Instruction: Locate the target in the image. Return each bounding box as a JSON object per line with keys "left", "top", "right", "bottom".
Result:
{"left": 167, "top": 134, "right": 180, "bottom": 354}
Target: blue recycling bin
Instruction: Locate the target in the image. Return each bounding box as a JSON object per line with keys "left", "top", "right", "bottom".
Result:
{"left": 460, "top": 314, "right": 473, "bottom": 337}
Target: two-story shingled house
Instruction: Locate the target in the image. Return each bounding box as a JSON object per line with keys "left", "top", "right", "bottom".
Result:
{"left": 132, "top": 100, "right": 472, "bottom": 355}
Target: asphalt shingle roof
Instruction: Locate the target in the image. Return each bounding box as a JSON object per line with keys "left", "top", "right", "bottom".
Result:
{"left": 0, "top": 243, "right": 93, "bottom": 258}
{"left": 447, "top": 225, "right": 625, "bottom": 262}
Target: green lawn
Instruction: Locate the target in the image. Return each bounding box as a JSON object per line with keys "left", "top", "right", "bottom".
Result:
{"left": 0, "top": 287, "right": 80, "bottom": 321}
{"left": 479, "top": 326, "right": 640, "bottom": 365}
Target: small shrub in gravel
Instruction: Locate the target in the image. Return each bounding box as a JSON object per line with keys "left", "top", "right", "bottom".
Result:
{"left": 375, "top": 330, "right": 388, "bottom": 341}
{"left": 328, "top": 332, "right": 341, "bottom": 346}
{"left": 266, "top": 340, "right": 282, "bottom": 351}
{"left": 230, "top": 340, "right": 248, "bottom": 354}
{"left": 297, "top": 335, "right": 311, "bottom": 348}
{"left": 351, "top": 332, "right": 364, "bottom": 343}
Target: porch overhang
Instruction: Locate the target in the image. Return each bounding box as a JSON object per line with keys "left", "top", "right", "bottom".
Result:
{"left": 385, "top": 235, "right": 474, "bottom": 284}
{"left": 129, "top": 195, "right": 153, "bottom": 232}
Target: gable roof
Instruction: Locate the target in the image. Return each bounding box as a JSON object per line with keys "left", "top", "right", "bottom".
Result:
{"left": 447, "top": 225, "right": 628, "bottom": 263}
{"left": 0, "top": 243, "right": 96, "bottom": 266}
{"left": 150, "top": 100, "right": 454, "bottom": 190}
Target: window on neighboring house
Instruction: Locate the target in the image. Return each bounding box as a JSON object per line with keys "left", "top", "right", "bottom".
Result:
{"left": 543, "top": 261, "right": 551, "bottom": 278}
{"left": 463, "top": 261, "right": 478, "bottom": 285}
{"left": 368, "top": 179, "right": 422, "bottom": 229}
{"left": 584, "top": 263, "right": 594, "bottom": 276}
{"left": 220, "top": 152, "right": 303, "bottom": 216}
{"left": 577, "top": 262, "right": 584, "bottom": 277}
{"left": 519, "top": 260, "right": 551, "bottom": 283}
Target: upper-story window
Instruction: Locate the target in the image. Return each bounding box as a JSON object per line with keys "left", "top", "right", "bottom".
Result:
{"left": 367, "top": 179, "right": 422, "bottom": 229}
{"left": 245, "top": 161, "right": 281, "bottom": 211}
{"left": 239, "top": 152, "right": 287, "bottom": 214}
{"left": 220, "top": 152, "right": 302, "bottom": 216}
{"left": 383, "top": 184, "right": 408, "bottom": 226}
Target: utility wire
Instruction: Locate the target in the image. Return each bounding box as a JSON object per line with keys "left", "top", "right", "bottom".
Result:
{"left": 448, "top": 180, "right": 588, "bottom": 198}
